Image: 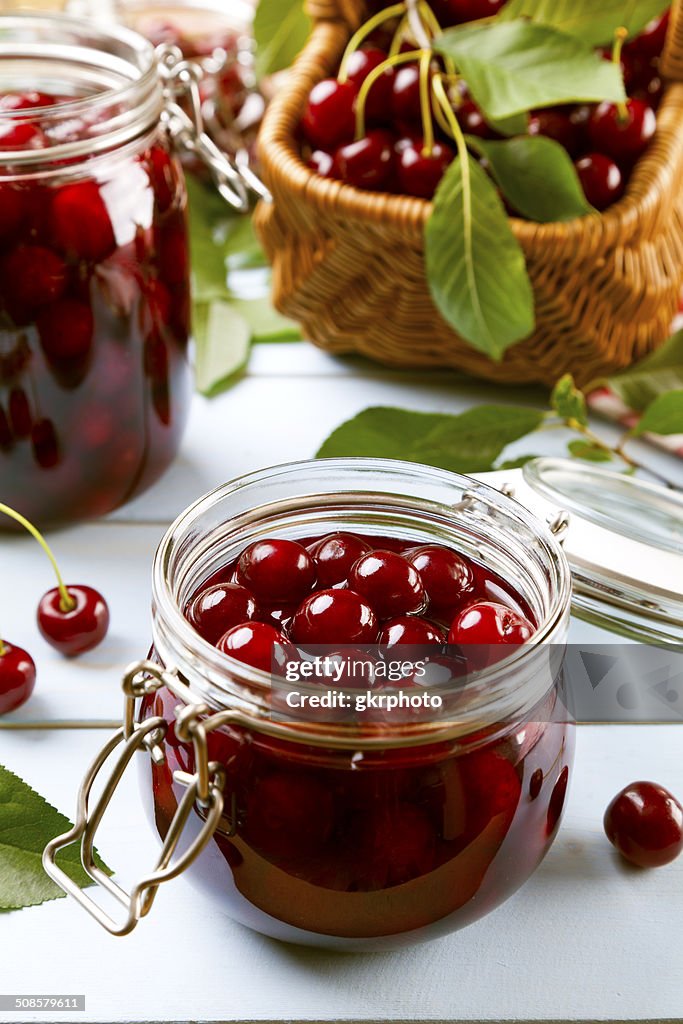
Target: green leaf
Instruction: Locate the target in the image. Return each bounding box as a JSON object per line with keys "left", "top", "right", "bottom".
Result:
{"left": 187, "top": 175, "right": 265, "bottom": 304}
{"left": 568, "top": 439, "right": 613, "bottom": 462}
{"left": 495, "top": 454, "right": 540, "bottom": 469}
{"left": 425, "top": 153, "right": 534, "bottom": 359}
{"left": 435, "top": 20, "right": 626, "bottom": 121}
{"left": 552, "top": 373, "right": 589, "bottom": 426}
{"left": 253, "top": 0, "right": 311, "bottom": 78}
{"left": 0, "top": 764, "right": 109, "bottom": 912}
{"left": 229, "top": 297, "right": 301, "bottom": 343}
{"left": 499, "top": 0, "right": 670, "bottom": 48}
{"left": 316, "top": 404, "right": 546, "bottom": 473}
{"left": 194, "top": 302, "right": 252, "bottom": 396}
{"left": 488, "top": 111, "right": 529, "bottom": 137}
{"left": 632, "top": 390, "right": 683, "bottom": 436}
{"left": 599, "top": 330, "right": 683, "bottom": 411}
{"left": 472, "top": 136, "right": 593, "bottom": 222}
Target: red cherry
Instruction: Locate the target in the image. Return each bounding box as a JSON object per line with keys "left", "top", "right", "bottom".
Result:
{"left": 436, "top": 0, "right": 504, "bottom": 24}
{"left": 50, "top": 181, "right": 115, "bottom": 262}
{"left": 345, "top": 47, "right": 395, "bottom": 125}
{"left": 587, "top": 99, "right": 656, "bottom": 162}
{"left": 0, "top": 92, "right": 55, "bottom": 112}
{"left": 236, "top": 538, "right": 316, "bottom": 604}
{"left": 456, "top": 97, "right": 495, "bottom": 139}
{"left": 396, "top": 138, "right": 454, "bottom": 198}
{"left": 37, "top": 585, "right": 110, "bottom": 657}
{"left": 301, "top": 79, "right": 357, "bottom": 150}
{"left": 2, "top": 244, "right": 67, "bottom": 309}
{"left": 575, "top": 153, "right": 624, "bottom": 210}
{"left": 307, "top": 532, "right": 371, "bottom": 588}
{"left": 0, "top": 642, "right": 36, "bottom": 715}
{"left": 632, "top": 74, "right": 664, "bottom": 110}
{"left": 217, "top": 622, "right": 293, "bottom": 674}
{"left": 0, "top": 184, "right": 26, "bottom": 241}
{"left": 8, "top": 387, "right": 32, "bottom": 438}
{"left": 448, "top": 600, "right": 534, "bottom": 648}
{"left": 406, "top": 544, "right": 475, "bottom": 618}
{"left": 146, "top": 144, "right": 176, "bottom": 212}
{"left": 157, "top": 223, "right": 189, "bottom": 286}
{"left": 604, "top": 781, "right": 683, "bottom": 868}
{"left": 528, "top": 108, "right": 581, "bottom": 157}
{"left": 31, "top": 418, "right": 60, "bottom": 469}
{"left": 378, "top": 615, "right": 445, "bottom": 647}
{"left": 308, "top": 149, "right": 340, "bottom": 179}
{"left": 625, "top": 11, "right": 670, "bottom": 63}
{"left": 349, "top": 550, "right": 426, "bottom": 619}
{"left": 335, "top": 130, "right": 394, "bottom": 190}
{"left": 37, "top": 299, "right": 94, "bottom": 363}
{"left": 291, "top": 588, "right": 378, "bottom": 645}
{"left": 187, "top": 582, "right": 258, "bottom": 645}
{"left": 391, "top": 65, "right": 422, "bottom": 126}
{"left": 245, "top": 772, "right": 334, "bottom": 859}
{"left": 0, "top": 120, "right": 45, "bottom": 149}
{"left": 461, "top": 748, "right": 522, "bottom": 834}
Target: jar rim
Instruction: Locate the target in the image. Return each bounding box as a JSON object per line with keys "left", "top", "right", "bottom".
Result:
{"left": 150, "top": 458, "right": 572, "bottom": 744}
{"left": 0, "top": 12, "right": 163, "bottom": 167}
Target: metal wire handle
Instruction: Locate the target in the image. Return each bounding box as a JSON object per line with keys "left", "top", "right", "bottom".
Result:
{"left": 156, "top": 44, "right": 271, "bottom": 212}
{"left": 42, "top": 675, "right": 225, "bottom": 937}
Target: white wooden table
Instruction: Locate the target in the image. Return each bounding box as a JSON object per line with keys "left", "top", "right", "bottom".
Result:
{"left": 1, "top": 342, "right": 682, "bottom": 1024}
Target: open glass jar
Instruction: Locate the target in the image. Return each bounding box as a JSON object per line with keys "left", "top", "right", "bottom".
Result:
{"left": 44, "top": 459, "right": 574, "bottom": 951}
{"left": 0, "top": 13, "right": 258, "bottom": 526}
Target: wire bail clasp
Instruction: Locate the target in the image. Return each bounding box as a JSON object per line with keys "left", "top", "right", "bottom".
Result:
{"left": 156, "top": 44, "right": 271, "bottom": 211}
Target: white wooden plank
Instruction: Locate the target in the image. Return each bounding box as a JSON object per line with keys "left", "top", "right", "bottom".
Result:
{"left": 0, "top": 725, "right": 680, "bottom": 1023}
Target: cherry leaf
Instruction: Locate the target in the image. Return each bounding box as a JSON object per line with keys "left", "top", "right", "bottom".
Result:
{"left": 598, "top": 331, "right": 683, "bottom": 411}
{"left": 498, "top": 0, "right": 670, "bottom": 48}
{"left": 552, "top": 374, "right": 589, "bottom": 426}
{"left": 472, "top": 136, "right": 593, "bottom": 222}
{"left": 194, "top": 301, "right": 252, "bottom": 397}
{"left": 435, "top": 20, "right": 626, "bottom": 121}
{"left": 254, "top": 0, "right": 311, "bottom": 79}
{"left": 568, "top": 439, "right": 613, "bottom": 462}
{"left": 632, "top": 390, "right": 683, "bottom": 436}
{"left": 316, "top": 405, "right": 545, "bottom": 473}
{"left": 0, "top": 764, "right": 109, "bottom": 912}
{"left": 425, "top": 153, "right": 534, "bottom": 359}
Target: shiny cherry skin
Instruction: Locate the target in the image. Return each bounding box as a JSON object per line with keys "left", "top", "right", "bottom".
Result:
{"left": 349, "top": 550, "right": 426, "bottom": 619}
{"left": 0, "top": 121, "right": 45, "bottom": 149}
{"left": 236, "top": 538, "right": 316, "bottom": 605}
{"left": 0, "top": 642, "right": 36, "bottom": 715}
{"left": 391, "top": 65, "right": 422, "bottom": 126}
{"left": 625, "top": 11, "right": 670, "bottom": 64}
{"left": 396, "top": 138, "right": 454, "bottom": 199}
{"left": 345, "top": 47, "right": 395, "bottom": 125}
{"left": 378, "top": 615, "right": 445, "bottom": 647}
{"left": 604, "top": 781, "right": 683, "bottom": 868}
{"left": 456, "top": 97, "right": 495, "bottom": 139}
{"left": 588, "top": 99, "right": 656, "bottom": 163}
{"left": 307, "top": 532, "right": 371, "bottom": 588}
{"left": 217, "top": 622, "right": 293, "bottom": 674}
{"left": 37, "top": 299, "right": 94, "bottom": 363}
{"left": 528, "top": 108, "right": 582, "bottom": 157}
{"left": 308, "top": 148, "right": 340, "bottom": 179}
{"left": 50, "top": 181, "right": 115, "bottom": 262}
{"left": 575, "top": 153, "right": 624, "bottom": 211}
{"left": 2, "top": 244, "right": 66, "bottom": 310}
{"left": 37, "top": 585, "right": 110, "bottom": 657}
{"left": 0, "top": 91, "right": 55, "bottom": 112}
{"left": 335, "top": 130, "right": 394, "bottom": 190}
{"left": 187, "top": 582, "right": 259, "bottom": 646}
{"left": 291, "top": 588, "right": 378, "bottom": 645}
{"left": 406, "top": 545, "right": 475, "bottom": 618}
{"left": 301, "top": 79, "right": 357, "bottom": 150}
{"left": 435, "top": 0, "right": 504, "bottom": 24}
{"left": 449, "top": 600, "right": 534, "bottom": 646}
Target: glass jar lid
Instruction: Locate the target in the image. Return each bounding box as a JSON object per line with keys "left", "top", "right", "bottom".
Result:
{"left": 481, "top": 458, "right": 683, "bottom": 645}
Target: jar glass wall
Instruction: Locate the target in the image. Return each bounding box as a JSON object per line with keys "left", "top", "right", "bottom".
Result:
{"left": 138, "top": 460, "right": 574, "bottom": 950}
{"left": 0, "top": 15, "right": 192, "bottom": 526}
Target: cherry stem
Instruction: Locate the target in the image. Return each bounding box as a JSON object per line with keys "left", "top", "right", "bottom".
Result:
{"left": 418, "top": 2, "right": 457, "bottom": 77}
{"left": 338, "top": 1, "right": 407, "bottom": 82}
{"left": 562, "top": 420, "right": 679, "bottom": 490}
{"left": 0, "top": 502, "right": 76, "bottom": 612}
{"left": 0, "top": 639, "right": 5, "bottom": 657}
{"left": 433, "top": 72, "right": 469, "bottom": 163}
{"left": 406, "top": 0, "right": 432, "bottom": 49}
{"left": 389, "top": 14, "right": 410, "bottom": 57}
{"left": 419, "top": 50, "right": 435, "bottom": 156}
{"left": 354, "top": 48, "right": 424, "bottom": 139}
{"left": 612, "top": 26, "right": 630, "bottom": 120}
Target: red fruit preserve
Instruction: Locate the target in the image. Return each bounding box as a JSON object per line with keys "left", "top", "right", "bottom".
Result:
{"left": 0, "top": 16, "right": 192, "bottom": 526}
{"left": 132, "top": 461, "right": 575, "bottom": 949}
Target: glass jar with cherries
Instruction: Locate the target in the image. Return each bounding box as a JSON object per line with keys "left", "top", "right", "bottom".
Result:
{"left": 0, "top": 13, "right": 255, "bottom": 527}
{"left": 44, "top": 459, "right": 575, "bottom": 950}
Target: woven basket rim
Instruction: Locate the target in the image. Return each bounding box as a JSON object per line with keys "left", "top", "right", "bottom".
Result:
{"left": 259, "top": 19, "right": 683, "bottom": 251}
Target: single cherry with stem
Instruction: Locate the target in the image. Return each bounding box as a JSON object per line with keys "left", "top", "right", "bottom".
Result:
{"left": 0, "top": 502, "right": 109, "bottom": 657}
{"left": 0, "top": 639, "right": 36, "bottom": 714}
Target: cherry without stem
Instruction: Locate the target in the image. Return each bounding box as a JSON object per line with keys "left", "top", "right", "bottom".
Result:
{"left": 349, "top": 550, "right": 426, "bottom": 619}
{"left": 448, "top": 600, "right": 534, "bottom": 647}
{"left": 307, "top": 531, "right": 371, "bottom": 588}
{"left": 187, "top": 582, "right": 259, "bottom": 646}
{"left": 528, "top": 108, "right": 581, "bottom": 158}
{"left": 37, "top": 585, "right": 110, "bottom": 657}
{"left": 301, "top": 79, "right": 357, "bottom": 150}
{"left": 0, "top": 642, "right": 36, "bottom": 714}
{"left": 378, "top": 615, "right": 445, "bottom": 647}
{"left": 335, "top": 130, "right": 394, "bottom": 190}
{"left": 624, "top": 11, "right": 670, "bottom": 64}
{"left": 604, "top": 781, "right": 683, "bottom": 868}
{"left": 406, "top": 544, "right": 474, "bottom": 618}
{"left": 236, "top": 538, "right": 316, "bottom": 605}
{"left": 575, "top": 153, "right": 624, "bottom": 211}
{"left": 291, "top": 588, "right": 378, "bottom": 646}
{"left": 217, "top": 621, "right": 293, "bottom": 674}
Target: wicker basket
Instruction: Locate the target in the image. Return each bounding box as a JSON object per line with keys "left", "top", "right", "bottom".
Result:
{"left": 254, "top": 1, "right": 683, "bottom": 386}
